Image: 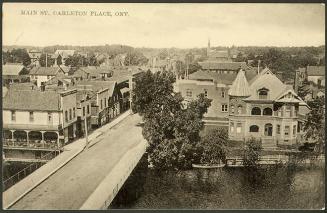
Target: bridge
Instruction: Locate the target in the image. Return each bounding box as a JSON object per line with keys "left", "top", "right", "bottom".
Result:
{"left": 3, "top": 112, "right": 147, "bottom": 210}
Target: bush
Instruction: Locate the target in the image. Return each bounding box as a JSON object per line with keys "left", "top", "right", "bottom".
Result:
{"left": 243, "top": 137, "right": 262, "bottom": 168}
{"left": 196, "top": 128, "right": 228, "bottom": 165}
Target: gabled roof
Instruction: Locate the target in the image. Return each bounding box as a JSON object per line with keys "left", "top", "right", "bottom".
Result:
{"left": 228, "top": 69, "right": 251, "bottom": 97}
{"left": 307, "top": 66, "right": 325, "bottom": 76}
{"left": 29, "top": 66, "right": 64, "bottom": 76}
{"left": 275, "top": 89, "right": 307, "bottom": 105}
{"left": 199, "top": 61, "right": 247, "bottom": 70}
{"left": 3, "top": 89, "right": 60, "bottom": 111}
{"left": 2, "top": 64, "right": 25, "bottom": 76}
{"left": 245, "top": 68, "right": 287, "bottom": 101}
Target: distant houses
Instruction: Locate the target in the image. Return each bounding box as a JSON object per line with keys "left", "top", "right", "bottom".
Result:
{"left": 2, "top": 63, "right": 30, "bottom": 86}
{"left": 29, "top": 66, "right": 67, "bottom": 87}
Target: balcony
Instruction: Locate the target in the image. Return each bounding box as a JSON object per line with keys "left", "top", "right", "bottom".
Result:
{"left": 3, "top": 139, "right": 61, "bottom": 150}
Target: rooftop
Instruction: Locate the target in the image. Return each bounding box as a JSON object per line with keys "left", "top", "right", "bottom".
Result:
{"left": 198, "top": 61, "right": 247, "bottom": 70}
{"left": 228, "top": 69, "right": 251, "bottom": 97}
{"left": 2, "top": 64, "right": 26, "bottom": 76}
{"left": 3, "top": 89, "right": 61, "bottom": 111}
{"left": 307, "top": 66, "right": 325, "bottom": 76}
{"left": 29, "top": 66, "right": 64, "bottom": 76}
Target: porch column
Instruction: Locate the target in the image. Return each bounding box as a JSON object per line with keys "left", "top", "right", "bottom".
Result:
{"left": 41, "top": 131, "right": 45, "bottom": 148}
{"left": 10, "top": 130, "right": 15, "bottom": 146}
{"left": 56, "top": 132, "right": 60, "bottom": 149}
{"left": 26, "top": 130, "right": 30, "bottom": 146}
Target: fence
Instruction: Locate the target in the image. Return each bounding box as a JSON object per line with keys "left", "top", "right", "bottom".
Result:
{"left": 3, "top": 149, "right": 61, "bottom": 191}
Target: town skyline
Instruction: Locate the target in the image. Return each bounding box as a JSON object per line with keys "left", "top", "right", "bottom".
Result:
{"left": 3, "top": 3, "right": 325, "bottom": 48}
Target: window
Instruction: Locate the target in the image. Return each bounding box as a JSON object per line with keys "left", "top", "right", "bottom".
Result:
{"left": 29, "top": 111, "right": 34, "bottom": 122}
{"left": 11, "top": 111, "right": 16, "bottom": 121}
{"left": 83, "top": 107, "right": 85, "bottom": 116}
{"left": 237, "top": 105, "right": 242, "bottom": 114}
{"left": 69, "top": 109, "right": 72, "bottom": 120}
{"left": 186, "top": 89, "right": 192, "bottom": 97}
{"left": 73, "top": 107, "right": 76, "bottom": 118}
{"left": 65, "top": 111, "right": 68, "bottom": 122}
{"left": 263, "top": 108, "right": 273, "bottom": 116}
{"left": 101, "top": 100, "right": 103, "bottom": 109}
{"left": 284, "top": 126, "right": 290, "bottom": 136}
{"left": 204, "top": 89, "right": 208, "bottom": 98}
{"left": 221, "top": 104, "right": 228, "bottom": 112}
{"left": 230, "top": 122, "right": 234, "bottom": 133}
{"left": 293, "top": 125, "right": 296, "bottom": 135}
{"left": 258, "top": 89, "right": 268, "bottom": 99}
{"left": 231, "top": 105, "right": 234, "bottom": 114}
{"left": 87, "top": 105, "right": 90, "bottom": 114}
{"left": 221, "top": 89, "right": 225, "bottom": 98}
{"left": 285, "top": 105, "right": 291, "bottom": 117}
{"left": 249, "top": 125, "right": 259, "bottom": 132}
{"left": 104, "top": 98, "right": 107, "bottom": 107}
{"left": 236, "top": 123, "right": 242, "bottom": 133}
{"left": 277, "top": 125, "right": 281, "bottom": 134}
{"left": 251, "top": 107, "right": 261, "bottom": 115}
{"left": 48, "top": 112, "right": 52, "bottom": 123}
{"left": 264, "top": 123, "right": 273, "bottom": 136}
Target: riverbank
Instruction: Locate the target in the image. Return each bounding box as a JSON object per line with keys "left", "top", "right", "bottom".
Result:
{"left": 124, "top": 165, "right": 325, "bottom": 209}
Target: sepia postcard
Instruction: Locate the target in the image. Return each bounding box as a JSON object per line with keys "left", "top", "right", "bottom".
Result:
{"left": 1, "top": 2, "right": 325, "bottom": 210}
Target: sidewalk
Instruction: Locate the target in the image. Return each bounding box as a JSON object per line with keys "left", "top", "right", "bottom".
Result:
{"left": 3, "top": 110, "right": 132, "bottom": 209}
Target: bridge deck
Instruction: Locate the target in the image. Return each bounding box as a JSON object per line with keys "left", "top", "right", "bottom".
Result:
{"left": 10, "top": 114, "right": 143, "bottom": 210}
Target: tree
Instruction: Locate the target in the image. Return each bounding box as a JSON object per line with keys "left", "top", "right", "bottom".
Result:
{"left": 132, "top": 70, "right": 211, "bottom": 170}
{"left": 10, "top": 48, "right": 31, "bottom": 66}
{"left": 243, "top": 137, "right": 262, "bottom": 168}
{"left": 304, "top": 96, "right": 325, "bottom": 153}
{"left": 39, "top": 53, "right": 55, "bottom": 67}
{"left": 124, "top": 51, "right": 148, "bottom": 66}
{"left": 196, "top": 128, "right": 228, "bottom": 165}
{"left": 297, "top": 79, "right": 311, "bottom": 100}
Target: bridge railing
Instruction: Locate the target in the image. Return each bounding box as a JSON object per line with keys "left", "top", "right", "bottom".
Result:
{"left": 3, "top": 149, "right": 62, "bottom": 191}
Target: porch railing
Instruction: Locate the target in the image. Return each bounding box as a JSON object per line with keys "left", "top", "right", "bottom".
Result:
{"left": 3, "top": 149, "right": 62, "bottom": 191}
{"left": 3, "top": 139, "right": 60, "bottom": 150}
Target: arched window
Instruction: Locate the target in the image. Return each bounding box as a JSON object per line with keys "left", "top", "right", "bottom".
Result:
{"left": 251, "top": 107, "right": 261, "bottom": 115}
{"left": 237, "top": 105, "right": 242, "bottom": 114}
{"left": 264, "top": 123, "right": 273, "bottom": 136}
{"left": 249, "top": 125, "right": 259, "bottom": 132}
{"left": 263, "top": 107, "right": 273, "bottom": 116}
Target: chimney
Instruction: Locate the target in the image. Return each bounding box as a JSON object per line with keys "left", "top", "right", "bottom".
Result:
{"left": 294, "top": 69, "right": 299, "bottom": 94}
{"left": 257, "top": 59, "right": 261, "bottom": 75}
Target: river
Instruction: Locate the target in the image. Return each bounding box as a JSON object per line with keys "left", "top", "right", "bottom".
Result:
{"left": 112, "top": 164, "right": 325, "bottom": 209}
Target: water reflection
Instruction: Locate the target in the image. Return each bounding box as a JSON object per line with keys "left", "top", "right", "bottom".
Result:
{"left": 128, "top": 165, "right": 324, "bottom": 209}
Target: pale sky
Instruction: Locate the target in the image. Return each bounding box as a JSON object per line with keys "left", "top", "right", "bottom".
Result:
{"left": 3, "top": 3, "right": 325, "bottom": 48}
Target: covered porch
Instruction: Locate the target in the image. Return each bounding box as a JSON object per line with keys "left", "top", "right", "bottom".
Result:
{"left": 3, "top": 129, "right": 62, "bottom": 150}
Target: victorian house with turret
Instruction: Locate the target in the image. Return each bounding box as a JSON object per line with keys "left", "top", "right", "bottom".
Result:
{"left": 228, "top": 68, "right": 308, "bottom": 149}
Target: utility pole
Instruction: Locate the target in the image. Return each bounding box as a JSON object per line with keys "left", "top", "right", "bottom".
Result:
{"left": 45, "top": 53, "right": 48, "bottom": 67}
{"left": 84, "top": 94, "right": 89, "bottom": 150}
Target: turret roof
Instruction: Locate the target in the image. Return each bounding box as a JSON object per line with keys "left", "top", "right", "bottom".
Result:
{"left": 228, "top": 69, "right": 251, "bottom": 97}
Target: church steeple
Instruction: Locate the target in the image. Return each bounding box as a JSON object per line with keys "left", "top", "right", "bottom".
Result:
{"left": 207, "top": 38, "right": 211, "bottom": 57}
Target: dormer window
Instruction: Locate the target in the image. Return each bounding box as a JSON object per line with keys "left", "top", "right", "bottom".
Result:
{"left": 258, "top": 88, "right": 269, "bottom": 99}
